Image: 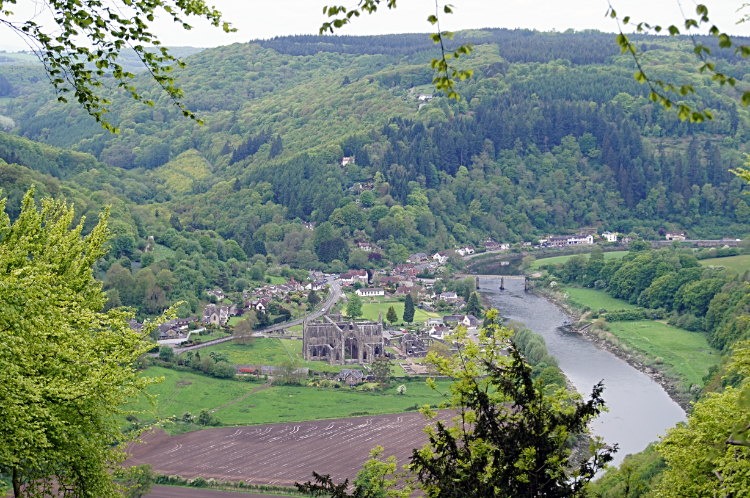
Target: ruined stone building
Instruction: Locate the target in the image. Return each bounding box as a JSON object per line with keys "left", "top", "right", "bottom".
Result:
{"left": 303, "top": 312, "right": 385, "bottom": 365}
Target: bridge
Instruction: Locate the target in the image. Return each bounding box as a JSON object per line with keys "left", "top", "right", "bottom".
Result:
{"left": 455, "top": 273, "right": 528, "bottom": 291}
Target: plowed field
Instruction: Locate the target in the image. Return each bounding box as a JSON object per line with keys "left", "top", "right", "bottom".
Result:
{"left": 127, "top": 411, "right": 453, "bottom": 488}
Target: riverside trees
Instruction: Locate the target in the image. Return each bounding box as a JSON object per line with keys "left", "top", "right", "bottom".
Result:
{"left": 0, "top": 188, "right": 168, "bottom": 498}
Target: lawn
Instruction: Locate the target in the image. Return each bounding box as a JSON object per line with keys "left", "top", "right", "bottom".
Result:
{"left": 135, "top": 367, "right": 451, "bottom": 428}
{"left": 562, "top": 287, "right": 636, "bottom": 311}
{"left": 700, "top": 254, "right": 750, "bottom": 273}
{"left": 359, "top": 299, "right": 440, "bottom": 324}
{"left": 529, "top": 251, "right": 628, "bottom": 270}
{"left": 607, "top": 321, "right": 719, "bottom": 386}
{"left": 151, "top": 243, "right": 175, "bottom": 263}
{"left": 199, "top": 338, "right": 353, "bottom": 372}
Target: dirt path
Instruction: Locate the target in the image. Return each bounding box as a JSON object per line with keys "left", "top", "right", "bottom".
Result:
{"left": 211, "top": 382, "right": 272, "bottom": 413}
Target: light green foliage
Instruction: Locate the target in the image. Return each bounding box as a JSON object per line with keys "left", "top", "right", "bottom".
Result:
{"left": 121, "top": 464, "right": 154, "bottom": 498}
{"left": 347, "top": 293, "right": 364, "bottom": 319}
{"left": 0, "top": 189, "right": 166, "bottom": 498}
{"left": 656, "top": 386, "right": 750, "bottom": 497}
{"left": 153, "top": 150, "right": 212, "bottom": 194}
{"left": 588, "top": 444, "right": 666, "bottom": 498}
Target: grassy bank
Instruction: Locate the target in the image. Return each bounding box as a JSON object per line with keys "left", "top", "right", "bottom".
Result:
{"left": 359, "top": 298, "right": 440, "bottom": 323}
{"left": 606, "top": 321, "right": 718, "bottom": 387}
{"left": 699, "top": 254, "right": 750, "bottom": 273}
{"left": 529, "top": 251, "right": 628, "bottom": 270}
{"left": 551, "top": 286, "right": 719, "bottom": 388}
{"left": 562, "top": 286, "right": 636, "bottom": 311}
{"left": 133, "top": 367, "right": 449, "bottom": 430}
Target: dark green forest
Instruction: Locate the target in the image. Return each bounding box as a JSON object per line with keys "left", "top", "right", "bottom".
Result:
{"left": 2, "top": 29, "right": 750, "bottom": 319}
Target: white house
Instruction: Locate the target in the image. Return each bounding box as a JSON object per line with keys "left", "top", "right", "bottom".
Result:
{"left": 456, "top": 246, "right": 475, "bottom": 256}
{"left": 439, "top": 292, "right": 458, "bottom": 303}
{"left": 666, "top": 231, "right": 686, "bottom": 241}
{"left": 418, "top": 94, "right": 433, "bottom": 101}
{"left": 499, "top": 243, "right": 511, "bottom": 250}
{"left": 356, "top": 287, "right": 385, "bottom": 297}
{"left": 357, "top": 242, "right": 373, "bottom": 252}
{"left": 432, "top": 251, "right": 449, "bottom": 264}
{"left": 602, "top": 231, "right": 618, "bottom": 242}
{"left": 567, "top": 234, "right": 594, "bottom": 245}
{"left": 342, "top": 157, "right": 353, "bottom": 166}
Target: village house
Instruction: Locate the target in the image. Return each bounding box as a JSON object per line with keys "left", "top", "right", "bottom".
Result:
{"left": 394, "top": 286, "right": 411, "bottom": 296}
{"left": 432, "top": 252, "right": 449, "bottom": 264}
{"left": 484, "top": 239, "right": 501, "bottom": 251}
{"left": 414, "top": 262, "right": 437, "bottom": 274}
{"left": 303, "top": 279, "right": 327, "bottom": 291}
{"left": 341, "top": 157, "right": 353, "bottom": 166}
{"left": 602, "top": 231, "right": 618, "bottom": 242}
{"left": 206, "top": 288, "right": 225, "bottom": 301}
{"left": 666, "top": 231, "right": 686, "bottom": 241}
{"left": 202, "top": 305, "right": 229, "bottom": 326}
{"left": 376, "top": 275, "right": 401, "bottom": 286}
{"left": 407, "top": 253, "right": 430, "bottom": 264}
{"left": 568, "top": 234, "right": 594, "bottom": 245}
{"left": 454, "top": 245, "right": 475, "bottom": 256}
{"left": 547, "top": 236, "right": 569, "bottom": 247}
{"left": 357, "top": 241, "right": 373, "bottom": 252}
{"left": 337, "top": 369, "right": 364, "bottom": 386}
{"left": 442, "top": 314, "right": 479, "bottom": 330}
{"left": 418, "top": 94, "right": 433, "bottom": 101}
{"left": 247, "top": 297, "right": 271, "bottom": 314}
{"left": 356, "top": 287, "right": 385, "bottom": 297}
{"left": 302, "top": 221, "right": 315, "bottom": 231}
{"left": 499, "top": 243, "right": 511, "bottom": 250}
{"left": 339, "top": 269, "right": 368, "bottom": 285}
{"left": 439, "top": 292, "right": 458, "bottom": 303}
{"left": 454, "top": 299, "right": 466, "bottom": 311}
{"left": 426, "top": 324, "right": 452, "bottom": 339}
{"left": 393, "top": 264, "right": 417, "bottom": 277}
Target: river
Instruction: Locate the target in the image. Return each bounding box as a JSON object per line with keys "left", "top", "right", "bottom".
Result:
{"left": 479, "top": 278, "right": 685, "bottom": 466}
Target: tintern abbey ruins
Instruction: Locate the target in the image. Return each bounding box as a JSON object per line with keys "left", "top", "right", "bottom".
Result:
{"left": 303, "top": 312, "right": 385, "bottom": 365}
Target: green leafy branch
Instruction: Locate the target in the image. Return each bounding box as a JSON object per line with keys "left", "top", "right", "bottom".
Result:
{"left": 607, "top": 2, "right": 750, "bottom": 123}
{"left": 427, "top": 1, "right": 473, "bottom": 101}
{"left": 0, "top": 0, "right": 235, "bottom": 132}
{"left": 320, "top": 0, "right": 473, "bottom": 100}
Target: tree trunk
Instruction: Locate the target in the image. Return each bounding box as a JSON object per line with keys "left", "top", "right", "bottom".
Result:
{"left": 12, "top": 467, "right": 21, "bottom": 498}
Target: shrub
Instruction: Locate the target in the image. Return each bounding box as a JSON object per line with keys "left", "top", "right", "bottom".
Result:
{"left": 654, "top": 357, "right": 664, "bottom": 364}
{"left": 190, "top": 477, "right": 208, "bottom": 488}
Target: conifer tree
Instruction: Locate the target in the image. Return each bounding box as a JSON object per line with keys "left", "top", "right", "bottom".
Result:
{"left": 466, "top": 292, "right": 484, "bottom": 317}
{"left": 386, "top": 305, "right": 398, "bottom": 325}
{"left": 403, "top": 294, "right": 415, "bottom": 324}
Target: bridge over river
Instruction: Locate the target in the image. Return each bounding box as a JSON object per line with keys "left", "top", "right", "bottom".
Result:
{"left": 455, "top": 273, "right": 528, "bottom": 290}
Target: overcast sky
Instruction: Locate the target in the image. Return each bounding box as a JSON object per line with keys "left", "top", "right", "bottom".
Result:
{"left": 1, "top": 0, "right": 749, "bottom": 51}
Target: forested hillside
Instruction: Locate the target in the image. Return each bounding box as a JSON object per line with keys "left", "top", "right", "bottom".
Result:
{"left": 2, "top": 29, "right": 750, "bottom": 318}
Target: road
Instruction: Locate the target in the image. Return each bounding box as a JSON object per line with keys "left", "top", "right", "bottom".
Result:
{"left": 174, "top": 280, "right": 341, "bottom": 355}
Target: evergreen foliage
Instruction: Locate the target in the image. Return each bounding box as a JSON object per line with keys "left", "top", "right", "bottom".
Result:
{"left": 402, "top": 294, "right": 415, "bottom": 323}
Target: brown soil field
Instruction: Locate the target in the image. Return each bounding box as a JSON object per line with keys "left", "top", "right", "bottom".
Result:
{"left": 127, "top": 411, "right": 454, "bottom": 488}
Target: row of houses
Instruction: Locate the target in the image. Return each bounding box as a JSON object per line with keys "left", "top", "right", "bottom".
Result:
{"left": 406, "top": 252, "right": 449, "bottom": 265}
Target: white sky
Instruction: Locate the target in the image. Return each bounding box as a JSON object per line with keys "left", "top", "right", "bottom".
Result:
{"left": 1, "top": 0, "right": 749, "bottom": 51}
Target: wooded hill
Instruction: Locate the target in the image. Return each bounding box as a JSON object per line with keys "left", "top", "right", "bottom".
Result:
{"left": 1, "top": 29, "right": 750, "bottom": 318}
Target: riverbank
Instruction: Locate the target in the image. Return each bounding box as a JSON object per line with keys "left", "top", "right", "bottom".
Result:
{"left": 529, "top": 284, "right": 693, "bottom": 411}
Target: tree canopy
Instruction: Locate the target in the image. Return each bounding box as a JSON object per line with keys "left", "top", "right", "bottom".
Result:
{"left": 0, "top": 188, "right": 167, "bottom": 498}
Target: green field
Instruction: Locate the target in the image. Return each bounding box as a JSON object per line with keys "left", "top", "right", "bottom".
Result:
{"left": 134, "top": 367, "right": 450, "bottom": 427}
{"left": 562, "top": 287, "right": 636, "bottom": 311}
{"left": 151, "top": 243, "right": 175, "bottom": 263}
{"left": 700, "top": 254, "right": 750, "bottom": 273}
{"left": 358, "top": 297, "right": 440, "bottom": 324}
{"left": 198, "top": 338, "right": 350, "bottom": 372}
{"left": 607, "top": 321, "right": 719, "bottom": 386}
{"left": 529, "top": 251, "right": 628, "bottom": 270}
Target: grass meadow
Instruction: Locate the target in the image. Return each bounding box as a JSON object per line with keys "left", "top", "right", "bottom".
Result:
{"left": 607, "top": 321, "right": 719, "bottom": 386}
{"left": 699, "top": 254, "right": 750, "bottom": 273}
{"left": 198, "top": 338, "right": 352, "bottom": 372}
{"left": 134, "top": 366, "right": 450, "bottom": 429}
{"left": 358, "top": 297, "right": 440, "bottom": 324}
{"left": 562, "top": 287, "right": 636, "bottom": 311}
{"left": 529, "top": 251, "right": 628, "bottom": 270}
